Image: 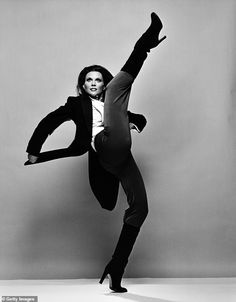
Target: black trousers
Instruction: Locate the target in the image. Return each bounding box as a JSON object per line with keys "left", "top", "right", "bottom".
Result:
{"left": 95, "top": 71, "right": 148, "bottom": 228}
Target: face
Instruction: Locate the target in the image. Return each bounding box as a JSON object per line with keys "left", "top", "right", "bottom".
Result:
{"left": 83, "top": 71, "right": 105, "bottom": 99}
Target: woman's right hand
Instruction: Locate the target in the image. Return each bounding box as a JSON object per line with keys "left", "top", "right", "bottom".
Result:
{"left": 28, "top": 154, "right": 38, "bottom": 164}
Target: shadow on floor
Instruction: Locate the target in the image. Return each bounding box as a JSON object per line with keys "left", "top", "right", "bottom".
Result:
{"left": 104, "top": 292, "right": 174, "bottom": 302}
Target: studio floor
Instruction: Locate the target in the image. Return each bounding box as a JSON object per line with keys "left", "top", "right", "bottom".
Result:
{"left": 1, "top": 278, "right": 236, "bottom": 302}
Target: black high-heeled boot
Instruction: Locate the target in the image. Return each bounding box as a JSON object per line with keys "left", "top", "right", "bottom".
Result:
{"left": 134, "top": 12, "right": 166, "bottom": 52}
{"left": 99, "top": 223, "right": 140, "bottom": 293}
{"left": 99, "top": 259, "right": 127, "bottom": 292}
{"left": 121, "top": 12, "right": 166, "bottom": 79}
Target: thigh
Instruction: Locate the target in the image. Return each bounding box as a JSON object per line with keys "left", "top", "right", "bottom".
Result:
{"left": 104, "top": 71, "right": 134, "bottom": 149}
{"left": 104, "top": 71, "right": 134, "bottom": 112}
{"left": 117, "top": 152, "right": 148, "bottom": 208}
{"left": 95, "top": 72, "right": 134, "bottom": 169}
{"left": 117, "top": 152, "right": 148, "bottom": 227}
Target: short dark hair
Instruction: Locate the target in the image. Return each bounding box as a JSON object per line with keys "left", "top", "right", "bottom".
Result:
{"left": 76, "top": 65, "right": 113, "bottom": 95}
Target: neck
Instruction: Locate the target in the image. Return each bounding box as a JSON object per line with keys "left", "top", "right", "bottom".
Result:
{"left": 90, "top": 95, "right": 103, "bottom": 102}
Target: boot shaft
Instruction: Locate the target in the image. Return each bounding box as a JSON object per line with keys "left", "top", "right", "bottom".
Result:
{"left": 112, "top": 223, "right": 140, "bottom": 264}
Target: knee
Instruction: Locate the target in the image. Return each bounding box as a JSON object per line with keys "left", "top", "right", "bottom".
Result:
{"left": 131, "top": 204, "right": 149, "bottom": 227}
{"left": 136, "top": 202, "right": 149, "bottom": 226}
{"left": 140, "top": 204, "right": 149, "bottom": 222}
{"left": 124, "top": 205, "right": 148, "bottom": 228}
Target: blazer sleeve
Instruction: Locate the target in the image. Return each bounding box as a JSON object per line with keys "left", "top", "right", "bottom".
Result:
{"left": 26, "top": 97, "right": 75, "bottom": 156}
{"left": 127, "top": 111, "right": 147, "bottom": 133}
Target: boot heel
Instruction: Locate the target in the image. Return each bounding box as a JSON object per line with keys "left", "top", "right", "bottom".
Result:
{"left": 99, "top": 268, "right": 108, "bottom": 284}
{"left": 99, "top": 264, "right": 127, "bottom": 292}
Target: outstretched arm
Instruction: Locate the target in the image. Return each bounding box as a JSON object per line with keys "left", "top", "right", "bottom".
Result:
{"left": 26, "top": 97, "right": 74, "bottom": 164}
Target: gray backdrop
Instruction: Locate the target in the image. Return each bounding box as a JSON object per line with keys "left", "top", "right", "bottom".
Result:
{"left": 1, "top": 0, "right": 236, "bottom": 279}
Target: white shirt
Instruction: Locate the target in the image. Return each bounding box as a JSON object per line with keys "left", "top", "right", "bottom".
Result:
{"left": 91, "top": 98, "right": 104, "bottom": 150}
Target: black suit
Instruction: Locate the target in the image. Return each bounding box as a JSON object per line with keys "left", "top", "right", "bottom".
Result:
{"left": 26, "top": 93, "right": 146, "bottom": 213}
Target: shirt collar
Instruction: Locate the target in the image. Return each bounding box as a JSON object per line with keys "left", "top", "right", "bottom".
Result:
{"left": 89, "top": 96, "right": 104, "bottom": 103}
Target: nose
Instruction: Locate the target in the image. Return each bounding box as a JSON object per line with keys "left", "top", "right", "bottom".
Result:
{"left": 91, "top": 81, "right": 96, "bottom": 86}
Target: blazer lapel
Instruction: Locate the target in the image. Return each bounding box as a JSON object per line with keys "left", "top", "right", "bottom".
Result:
{"left": 80, "top": 94, "right": 93, "bottom": 134}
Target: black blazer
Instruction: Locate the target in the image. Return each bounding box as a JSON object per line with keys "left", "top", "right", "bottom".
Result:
{"left": 25, "top": 94, "right": 146, "bottom": 209}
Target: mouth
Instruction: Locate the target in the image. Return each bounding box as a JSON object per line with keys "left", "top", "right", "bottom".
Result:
{"left": 90, "top": 88, "right": 97, "bottom": 91}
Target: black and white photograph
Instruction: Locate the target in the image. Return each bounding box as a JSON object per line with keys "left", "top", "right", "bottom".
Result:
{"left": 0, "top": 0, "right": 236, "bottom": 301}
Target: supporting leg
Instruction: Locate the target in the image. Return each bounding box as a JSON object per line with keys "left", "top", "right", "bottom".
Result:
{"left": 118, "top": 152, "right": 148, "bottom": 228}
{"left": 99, "top": 223, "right": 140, "bottom": 292}
{"left": 99, "top": 152, "right": 148, "bottom": 292}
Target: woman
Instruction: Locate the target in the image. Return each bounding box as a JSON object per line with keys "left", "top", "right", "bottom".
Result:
{"left": 25, "top": 12, "right": 166, "bottom": 292}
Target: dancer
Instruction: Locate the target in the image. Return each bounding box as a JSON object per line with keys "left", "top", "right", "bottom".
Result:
{"left": 25, "top": 12, "right": 166, "bottom": 292}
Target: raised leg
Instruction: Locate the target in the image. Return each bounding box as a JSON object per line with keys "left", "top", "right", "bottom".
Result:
{"left": 95, "top": 71, "right": 134, "bottom": 170}
{"left": 121, "top": 12, "right": 166, "bottom": 78}
{"left": 95, "top": 12, "right": 166, "bottom": 170}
